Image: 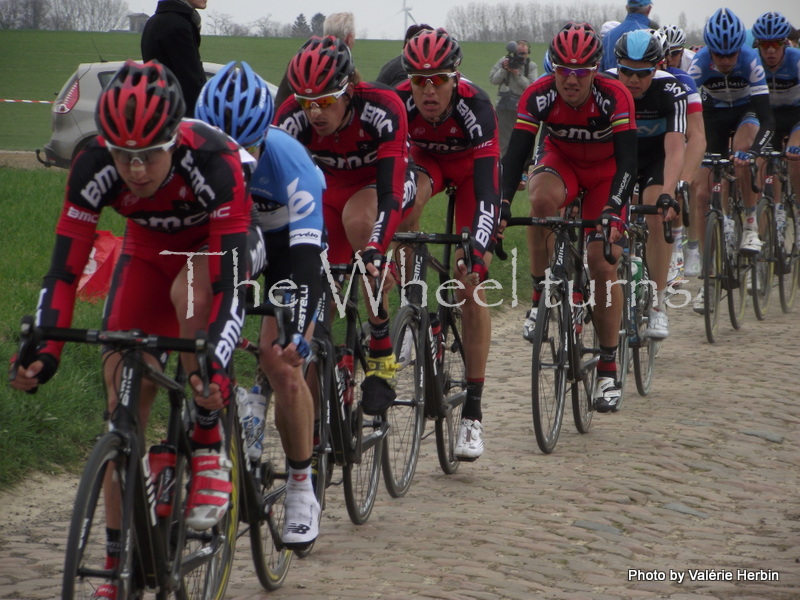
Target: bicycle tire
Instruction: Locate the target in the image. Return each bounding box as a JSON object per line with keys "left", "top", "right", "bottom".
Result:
{"left": 751, "top": 201, "right": 775, "bottom": 320}
{"left": 248, "top": 382, "right": 294, "bottom": 587}
{"left": 571, "top": 304, "right": 596, "bottom": 434}
{"left": 382, "top": 305, "right": 424, "bottom": 498}
{"left": 531, "top": 290, "right": 569, "bottom": 454}
{"left": 435, "top": 304, "right": 467, "bottom": 474}
{"left": 703, "top": 213, "right": 723, "bottom": 343}
{"left": 633, "top": 257, "right": 657, "bottom": 396}
{"left": 778, "top": 198, "right": 799, "bottom": 312}
{"left": 343, "top": 329, "right": 384, "bottom": 525}
{"left": 727, "top": 205, "right": 748, "bottom": 329}
{"left": 63, "top": 433, "right": 135, "bottom": 600}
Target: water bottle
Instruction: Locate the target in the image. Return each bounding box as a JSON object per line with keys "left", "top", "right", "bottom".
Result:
{"left": 336, "top": 347, "right": 354, "bottom": 406}
{"left": 236, "top": 385, "right": 267, "bottom": 462}
{"left": 776, "top": 204, "right": 786, "bottom": 241}
{"left": 148, "top": 443, "right": 177, "bottom": 518}
{"left": 723, "top": 215, "right": 735, "bottom": 255}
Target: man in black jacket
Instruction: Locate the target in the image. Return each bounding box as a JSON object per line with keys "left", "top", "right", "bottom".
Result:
{"left": 142, "top": 0, "right": 207, "bottom": 112}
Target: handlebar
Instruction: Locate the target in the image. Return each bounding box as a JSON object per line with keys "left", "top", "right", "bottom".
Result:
{"left": 497, "top": 215, "right": 616, "bottom": 264}
{"left": 245, "top": 302, "right": 309, "bottom": 359}
{"left": 10, "top": 315, "right": 211, "bottom": 395}
{"left": 629, "top": 204, "right": 674, "bottom": 244}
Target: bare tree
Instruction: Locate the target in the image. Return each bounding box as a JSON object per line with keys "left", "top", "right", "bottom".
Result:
{"left": 252, "top": 15, "right": 280, "bottom": 37}
{"left": 0, "top": 0, "right": 49, "bottom": 29}
{"left": 207, "top": 11, "right": 250, "bottom": 36}
{"left": 47, "top": 0, "right": 129, "bottom": 31}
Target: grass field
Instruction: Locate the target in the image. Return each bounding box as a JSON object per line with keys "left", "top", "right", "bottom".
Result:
{"left": 0, "top": 29, "right": 548, "bottom": 152}
{"left": 0, "top": 29, "right": 540, "bottom": 489}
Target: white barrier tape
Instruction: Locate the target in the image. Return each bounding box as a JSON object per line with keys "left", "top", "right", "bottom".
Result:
{"left": 1, "top": 99, "right": 53, "bottom": 104}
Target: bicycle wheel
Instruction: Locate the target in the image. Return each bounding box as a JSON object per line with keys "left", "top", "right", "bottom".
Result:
{"left": 181, "top": 409, "right": 240, "bottom": 600}
{"left": 778, "top": 198, "right": 799, "bottom": 312}
{"left": 615, "top": 263, "right": 631, "bottom": 406}
{"left": 435, "top": 304, "right": 467, "bottom": 474}
{"left": 751, "top": 202, "right": 775, "bottom": 320}
{"left": 530, "top": 288, "right": 569, "bottom": 454}
{"left": 63, "top": 433, "right": 135, "bottom": 600}
{"left": 343, "top": 328, "right": 384, "bottom": 525}
{"left": 248, "top": 381, "right": 293, "bottom": 588}
{"left": 383, "top": 305, "right": 424, "bottom": 498}
{"left": 702, "top": 213, "right": 723, "bottom": 343}
{"left": 727, "top": 206, "right": 748, "bottom": 329}
{"left": 633, "top": 258, "right": 657, "bottom": 396}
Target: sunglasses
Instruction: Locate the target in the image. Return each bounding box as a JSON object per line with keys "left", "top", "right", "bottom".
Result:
{"left": 668, "top": 48, "right": 684, "bottom": 57}
{"left": 757, "top": 39, "right": 785, "bottom": 50}
{"left": 711, "top": 51, "right": 739, "bottom": 59}
{"left": 107, "top": 135, "right": 177, "bottom": 166}
{"left": 553, "top": 64, "right": 597, "bottom": 78}
{"left": 408, "top": 72, "right": 458, "bottom": 87}
{"left": 618, "top": 65, "right": 656, "bottom": 78}
{"left": 295, "top": 84, "right": 348, "bottom": 110}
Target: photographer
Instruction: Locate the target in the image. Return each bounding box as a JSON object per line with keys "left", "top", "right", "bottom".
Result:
{"left": 489, "top": 39, "right": 537, "bottom": 153}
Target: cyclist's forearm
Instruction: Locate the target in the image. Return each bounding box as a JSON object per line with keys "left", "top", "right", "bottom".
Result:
{"left": 662, "top": 132, "right": 685, "bottom": 197}
{"left": 680, "top": 112, "right": 706, "bottom": 183}
{"left": 608, "top": 130, "right": 638, "bottom": 212}
{"left": 500, "top": 129, "right": 536, "bottom": 201}
{"left": 749, "top": 94, "right": 774, "bottom": 155}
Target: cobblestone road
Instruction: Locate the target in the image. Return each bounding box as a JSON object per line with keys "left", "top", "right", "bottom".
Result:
{"left": 1, "top": 300, "right": 799, "bottom": 600}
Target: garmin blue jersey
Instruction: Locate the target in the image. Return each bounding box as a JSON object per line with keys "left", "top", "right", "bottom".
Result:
{"left": 688, "top": 46, "right": 770, "bottom": 109}
{"left": 763, "top": 47, "right": 800, "bottom": 109}
{"left": 249, "top": 125, "right": 325, "bottom": 249}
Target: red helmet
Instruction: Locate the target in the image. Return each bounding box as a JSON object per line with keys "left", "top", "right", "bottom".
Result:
{"left": 549, "top": 22, "right": 603, "bottom": 66}
{"left": 96, "top": 60, "right": 185, "bottom": 148}
{"left": 402, "top": 28, "right": 462, "bottom": 72}
{"left": 287, "top": 36, "right": 355, "bottom": 96}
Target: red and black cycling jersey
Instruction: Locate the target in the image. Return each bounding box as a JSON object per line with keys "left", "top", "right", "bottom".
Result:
{"left": 273, "top": 82, "right": 410, "bottom": 255}
{"left": 36, "top": 119, "right": 251, "bottom": 370}
{"left": 395, "top": 78, "right": 500, "bottom": 256}
{"left": 501, "top": 73, "right": 638, "bottom": 212}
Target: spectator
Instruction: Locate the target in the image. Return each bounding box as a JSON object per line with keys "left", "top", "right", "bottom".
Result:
{"left": 375, "top": 23, "right": 433, "bottom": 87}
{"left": 601, "top": 20, "right": 621, "bottom": 40}
{"left": 601, "top": 0, "right": 654, "bottom": 72}
{"left": 141, "top": 0, "right": 207, "bottom": 113}
{"left": 274, "top": 12, "right": 356, "bottom": 108}
{"left": 489, "top": 39, "right": 537, "bottom": 154}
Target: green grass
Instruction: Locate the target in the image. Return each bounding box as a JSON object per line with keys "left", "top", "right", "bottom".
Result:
{"left": 0, "top": 29, "right": 538, "bottom": 490}
{"left": 0, "top": 29, "right": 547, "bottom": 152}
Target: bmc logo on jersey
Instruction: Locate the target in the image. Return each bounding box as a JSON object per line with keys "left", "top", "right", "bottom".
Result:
{"left": 456, "top": 99, "right": 482, "bottom": 138}
{"left": 548, "top": 124, "right": 612, "bottom": 141}
{"left": 316, "top": 151, "right": 378, "bottom": 170}
{"left": 66, "top": 205, "right": 99, "bottom": 223}
{"left": 536, "top": 89, "right": 558, "bottom": 112}
{"left": 180, "top": 151, "right": 216, "bottom": 206}
{"left": 361, "top": 102, "right": 394, "bottom": 136}
{"left": 80, "top": 165, "right": 118, "bottom": 208}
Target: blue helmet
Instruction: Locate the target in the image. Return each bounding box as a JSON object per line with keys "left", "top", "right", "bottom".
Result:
{"left": 752, "top": 12, "right": 792, "bottom": 41}
{"left": 703, "top": 8, "right": 746, "bottom": 54}
{"left": 543, "top": 49, "right": 553, "bottom": 74}
{"left": 195, "top": 61, "right": 273, "bottom": 148}
{"left": 615, "top": 29, "right": 663, "bottom": 63}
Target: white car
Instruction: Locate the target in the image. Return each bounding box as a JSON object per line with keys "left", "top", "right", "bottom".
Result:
{"left": 37, "top": 61, "right": 277, "bottom": 168}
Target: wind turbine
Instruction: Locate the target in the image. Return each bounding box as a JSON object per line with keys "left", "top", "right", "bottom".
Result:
{"left": 399, "top": 0, "right": 416, "bottom": 33}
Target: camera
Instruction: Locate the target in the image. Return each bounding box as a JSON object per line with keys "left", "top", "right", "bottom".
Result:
{"left": 505, "top": 41, "right": 526, "bottom": 69}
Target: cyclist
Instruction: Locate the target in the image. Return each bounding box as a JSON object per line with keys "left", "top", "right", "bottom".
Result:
{"left": 274, "top": 36, "right": 418, "bottom": 416}
{"left": 751, "top": 11, "right": 800, "bottom": 221}
{"left": 688, "top": 8, "right": 775, "bottom": 311}
{"left": 661, "top": 24, "right": 696, "bottom": 72}
{"left": 611, "top": 29, "right": 686, "bottom": 338}
{"left": 9, "top": 60, "right": 264, "bottom": 598}
{"left": 395, "top": 28, "right": 500, "bottom": 459}
{"left": 195, "top": 60, "right": 324, "bottom": 548}
{"left": 659, "top": 25, "right": 708, "bottom": 281}
{"left": 500, "top": 23, "right": 638, "bottom": 413}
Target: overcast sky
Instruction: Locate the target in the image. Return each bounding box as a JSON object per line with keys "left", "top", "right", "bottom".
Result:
{"left": 125, "top": 0, "right": 795, "bottom": 40}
